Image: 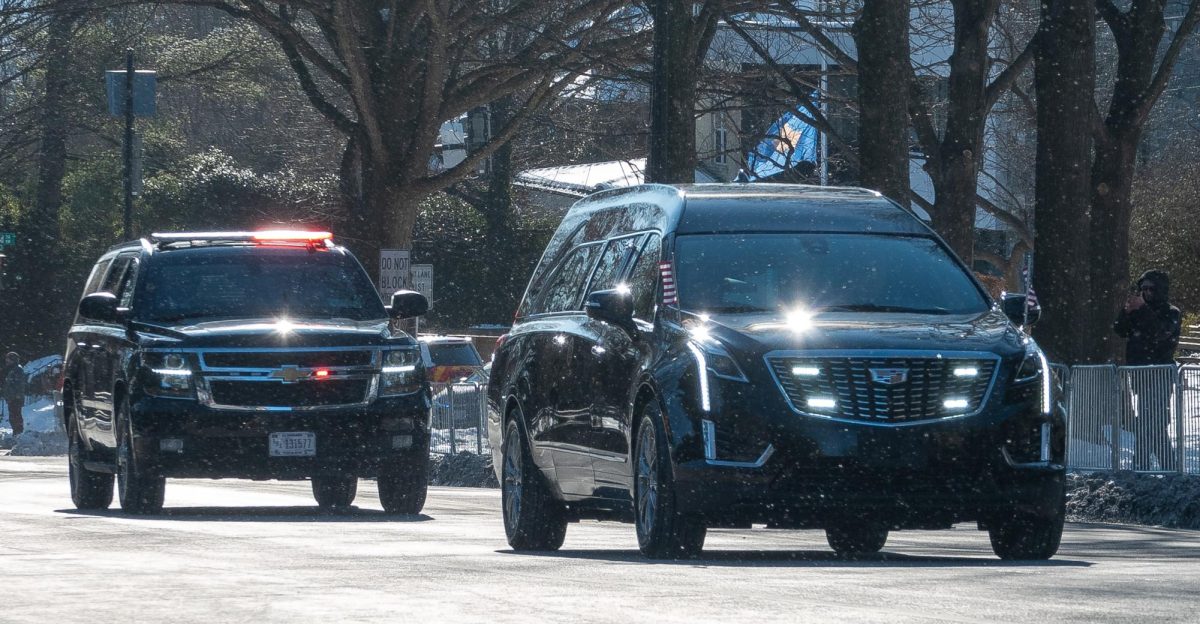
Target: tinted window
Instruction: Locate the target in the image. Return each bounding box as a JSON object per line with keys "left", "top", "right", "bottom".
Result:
{"left": 118, "top": 258, "right": 140, "bottom": 308}
{"left": 674, "top": 234, "right": 988, "bottom": 315}
{"left": 626, "top": 234, "right": 662, "bottom": 321}
{"left": 539, "top": 244, "right": 602, "bottom": 314}
{"left": 101, "top": 256, "right": 132, "bottom": 294}
{"left": 82, "top": 259, "right": 112, "bottom": 297}
{"left": 134, "top": 249, "right": 386, "bottom": 323}
{"left": 426, "top": 343, "right": 483, "bottom": 367}
{"left": 586, "top": 235, "right": 642, "bottom": 296}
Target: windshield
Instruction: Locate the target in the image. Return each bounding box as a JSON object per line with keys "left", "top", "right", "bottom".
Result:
{"left": 674, "top": 233, "right": 989, "bottom": 315}
{"left": 426, "top": 343, "right": 483, "bottom": 367}
{"left": 134, "top": 248, "right": 387, "bottom": 323}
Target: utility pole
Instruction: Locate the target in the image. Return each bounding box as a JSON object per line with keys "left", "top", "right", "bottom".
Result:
{"left": 123, "top": 48, "right": 134, "bottom": 240}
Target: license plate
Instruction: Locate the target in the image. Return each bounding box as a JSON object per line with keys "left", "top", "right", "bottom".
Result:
{"left": 269, "top": 432, "right": 316, "bottom": 457}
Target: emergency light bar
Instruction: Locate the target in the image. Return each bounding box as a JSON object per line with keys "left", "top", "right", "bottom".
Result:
{"left": 150, "top": 230, "right": 334, "bottom": 247}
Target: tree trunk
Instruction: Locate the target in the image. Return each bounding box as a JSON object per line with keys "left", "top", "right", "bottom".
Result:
{"left": 1088, "top": 131, "right": 1140, "bottom": 363}
{"left": 1031, "top": 0, "right": 1095, "bottom": 364}
{"left": 852, "top": 0, "right": 911, "bottom": 204}
{"left": 929, "top": 0, "right": 998, "bottom": 264}
{"left": 482, "top": 96, "right": 520, "bottom": 323}
{"left": 647, "top": 0, "right": 700, "bottom": 184}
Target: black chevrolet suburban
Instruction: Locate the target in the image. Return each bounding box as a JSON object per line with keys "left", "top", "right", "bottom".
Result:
{"left": 62, "top": 231, "right": 431, "bottom": 515}
{"left": 487, "top": 184, "right": 1065, "bottom": 560}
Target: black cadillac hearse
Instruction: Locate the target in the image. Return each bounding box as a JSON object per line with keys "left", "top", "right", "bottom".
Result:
{"left": 62, "top": 231, "right": 431, "bottom": 515}
{"left": 487, "top": 184, "right": 1065, "bottom": 560}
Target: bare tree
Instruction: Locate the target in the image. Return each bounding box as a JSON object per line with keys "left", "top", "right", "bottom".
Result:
{"left": 852, "top": 0, "right": 912, "bottom": 203}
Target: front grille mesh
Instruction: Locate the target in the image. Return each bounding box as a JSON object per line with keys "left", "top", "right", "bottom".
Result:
{"left": 203, "top": 351, "right": 373, "bottom": 369}
{"left": 209, "top": 379, "right": 370, "bottom": 408}
{"left": 767, "top": 355, "right": 997, "bottom": 424}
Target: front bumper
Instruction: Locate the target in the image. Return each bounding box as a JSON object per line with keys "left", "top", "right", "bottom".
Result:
{"left": 128, "top": 392, "right": 431, "bottom": 479}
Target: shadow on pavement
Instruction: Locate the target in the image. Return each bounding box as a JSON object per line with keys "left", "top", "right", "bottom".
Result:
{"left": 56, "top": 506, "right": 433, "bottom": 523}
{"left": 503, "top": 548, "right": 1091, "bottom": 568}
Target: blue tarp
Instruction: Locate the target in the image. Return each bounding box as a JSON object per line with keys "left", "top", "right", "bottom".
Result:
{"left": 746, "top": 106, "right": 819, "bottom": 181}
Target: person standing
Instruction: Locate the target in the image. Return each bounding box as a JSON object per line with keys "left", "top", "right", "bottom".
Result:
{"left": 1113, "top": 270, "right": 1182, "bottom": 471}
{"left": 2, "top": 352, "right": 24, "bottom": 437}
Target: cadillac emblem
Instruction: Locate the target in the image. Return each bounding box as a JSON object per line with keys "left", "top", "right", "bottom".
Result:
{"left": 869, "top": 368, "right": 909, "bottom": 386}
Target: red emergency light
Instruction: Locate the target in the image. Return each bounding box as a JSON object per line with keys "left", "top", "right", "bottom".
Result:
{"left": 252, "top": 230, "right": 333, "bottom": 242}
{"left": 313, "top": 369, "right": 331, "bottom": 379}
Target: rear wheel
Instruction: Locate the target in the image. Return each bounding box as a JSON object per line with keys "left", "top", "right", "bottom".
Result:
{"left": 501, "top": 416, "right": 567, "bottom": 551}
{"left": 378, "top": 457, "right": 428, "bottom": 514}
{"left": 989, "top": 482, "right": 1066, "bottom": 560}
{"left": 116, "top": 398, "right": 165, "bottom": 515}
{"left": 634, "top": 403, "right": 705, "bottom": 559}
{"left": 826, "top": 523, "right": 889, "bottom": 557}
{"left": 312, "top": 476, "right": 358, "bottom": 510}
{"left": 68, "top": 419, "right": 113, "bottom": 510}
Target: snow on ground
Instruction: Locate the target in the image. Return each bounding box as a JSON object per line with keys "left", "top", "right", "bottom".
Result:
{"left": 0, "top": 396, "right": 66, "bottom": 456}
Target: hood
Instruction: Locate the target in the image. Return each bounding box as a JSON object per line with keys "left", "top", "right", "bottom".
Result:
{"left": 692, "top": 308, "right": 1026, "bottom": 361}
{"left": 1137, "top": 269, "right": 1171, "bottom": 308}
{"left": 133, "top": 317, "right": 407, "bottom": 349}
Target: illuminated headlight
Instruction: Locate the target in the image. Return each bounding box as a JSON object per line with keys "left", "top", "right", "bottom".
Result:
{"left": 1013, "top": 342, "right": 1052, "bottom": 415}
{"left": 687, "top": 339, "right": 747, "bottom": 412}
{"left": 380, "top": 348, "right": 423, "bottom": 396}
{"left": 143, "top": 352, "right": 195, "bottom": 398}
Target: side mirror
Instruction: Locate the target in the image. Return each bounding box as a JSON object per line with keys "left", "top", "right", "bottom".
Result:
{"left": 585, "top": 288, "right": 636, "bottom": 334}
{"left": 388, "top": 290, "right": 429, "bottom": 320}
{"left": 1001, "top": 292, "right": 1040, "bottom": 326}
{"left": 78, "top": 292, "right": 120, "bottom": 323}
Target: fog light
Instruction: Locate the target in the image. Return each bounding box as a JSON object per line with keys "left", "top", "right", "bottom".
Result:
{"left": 159, "top": 438, "right": 184, "bottom": 453}
{"left": 392, "top": 434, "right": 413, "bottom": 450}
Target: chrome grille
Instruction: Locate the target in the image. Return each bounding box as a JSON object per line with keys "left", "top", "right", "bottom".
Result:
{"left": 194, "top": 347, "right": 378, "bottom": 410}
{"left": 766, "top": 352, "right": 999, "bottom": 424}
{"left": 209, "top": 379, "right": 370, "bottom": 408}
{"left": 203, "top": 350, "right": 373, "bottom": 369}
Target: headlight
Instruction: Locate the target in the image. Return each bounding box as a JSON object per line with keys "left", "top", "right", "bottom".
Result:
{"left": 142, "top": 352, "right": 195, "bottom": 399}
{"left": 687, "top": 339, "right": 747, "bottom": 412}
{"left": 380, "top": 348, "right": 423, "bottom": 396}
{"left": 1014, "top": 341, "right": 1051, "bottom": 415}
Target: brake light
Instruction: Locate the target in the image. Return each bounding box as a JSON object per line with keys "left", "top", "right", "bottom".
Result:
{"left": 252, "top": 230, "right": 333, "bottom": 242}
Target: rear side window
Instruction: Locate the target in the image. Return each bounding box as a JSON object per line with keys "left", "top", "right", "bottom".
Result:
{"left": 538, "top": 244, "right": 603, "bottom": 314}
{"left": 426, "top": 343, "right": 483, "bottom": 367}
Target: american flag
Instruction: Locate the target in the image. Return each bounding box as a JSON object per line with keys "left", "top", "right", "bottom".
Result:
{"left": 1022, "top": 267, "right": 1039, "bottom": 308}
{"left": 659, "top": 261, "right": 677, "bottom": 305}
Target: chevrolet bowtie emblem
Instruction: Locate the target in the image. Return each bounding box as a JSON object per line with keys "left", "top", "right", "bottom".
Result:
{"left": 270, "top": 365, "right": 309, "bottom": 384}
{"left": 870, "top": 368, "right": 909, "bottom": 385}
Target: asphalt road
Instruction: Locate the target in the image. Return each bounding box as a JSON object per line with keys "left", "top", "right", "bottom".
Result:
{"left": 3, "top": 455, "right": 1200, "bottom": 623}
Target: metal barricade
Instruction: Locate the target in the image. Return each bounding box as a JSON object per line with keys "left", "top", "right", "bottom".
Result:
{"left": 1179, "top": 365, "right": 1200, "bottom": 475}
{"left": 429, "top": 382, "right": 488, "bottom": 455}
{"left": 1065, "top": 365, "right": 1121, "bottom": 471}
{"left": 1118, "top": 365, "right": 1178, "bottom": 472}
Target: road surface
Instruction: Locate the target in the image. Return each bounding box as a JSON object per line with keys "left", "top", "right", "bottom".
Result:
{"left": 2, "top": 455, "right": 1199, "bottom": 623}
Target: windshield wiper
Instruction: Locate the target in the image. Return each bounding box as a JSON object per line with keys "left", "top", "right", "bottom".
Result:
{"left": 702, "top": 304, "right": 777, "bottom": 313}
{"left": 818, "top": 304, "right": 953, "bottom": 315}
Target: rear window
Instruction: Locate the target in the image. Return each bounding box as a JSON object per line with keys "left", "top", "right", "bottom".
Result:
{"left": 426, "top": 343, "right": 483, "bottom": 367}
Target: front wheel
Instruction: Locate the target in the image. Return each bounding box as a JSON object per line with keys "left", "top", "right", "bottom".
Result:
{"left": 501, "top": 417, "right": 567, "bottom": 551}
{"left": 634, "top": 403, "right": 705, "bottom": 559}
{"left": 68, "top": 420, "right": 113, "bottom": 510}
{"left": 988, "top": 486, "right": 1066, "bottom": 560}
{"left": 116, "top": 398, "right": 165, "bottom": 515}
{"left": 378, "top": 457, "right": 428, "bottom": 514}
{"left": 826, "top": 523, "right": 889, "bottom": 557}
{"left": 312, "top": 476, "right": 358, "bottom": 509}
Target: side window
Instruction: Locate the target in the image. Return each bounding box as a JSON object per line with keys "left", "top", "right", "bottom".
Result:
{"left": 118, "top": 258, "right": 140, "bottom": 308}
{"left": 626, "top": 234, "right": 662, "bottom": 321}
{"left": 82, "top": 259, "right": 112, "bottom": 297}
{"left": 100, "top": 257, "right": 132, "bottom": 294}
{"left": 539, "top": 244, "right": 603, "bottom": 314}
{"left": 585, "top": 235, "right": 642, "bottom": 297}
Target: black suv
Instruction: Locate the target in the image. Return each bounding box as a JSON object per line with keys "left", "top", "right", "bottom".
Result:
{"left": 62, "top": 231, "right": 431, "bottom": 515}
{"left": 487, "top": 184, "right": 1065, "bottom": 560}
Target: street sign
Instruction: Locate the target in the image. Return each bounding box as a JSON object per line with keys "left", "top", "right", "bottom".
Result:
{"left": 411, "top": 264, "right": 433, "bottom": 308}
{"left": 105, "top": 70, "right": 157, "bottom": 117}
{"left": 379, "top": 249, "right": 411, "bottom": 295}
{"left": 0, "top": 232, "right": 14, "bottom": 247}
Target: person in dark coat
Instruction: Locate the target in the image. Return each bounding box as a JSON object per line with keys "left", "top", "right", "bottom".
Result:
{"left": 2, "top": 352, "right": 25, "bottom": 436}
{"left": 1113, "top": 270, "right": 1182, "bottom": 471}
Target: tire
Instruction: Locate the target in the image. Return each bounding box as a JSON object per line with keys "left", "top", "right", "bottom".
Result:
{"left": 501, "top": 416, "right": 567, "bottom": 551}
{"left": 989, "top": 483, "right": 1066, "bottom": 560}
{"left": 826, "top": 523, "right": 889, "bottom": 557}
{"left": 312, "top": 476, "right": 358, "bottom": 510}
{"left": 116, "top": 397, "right": 165, "bottom": 515}
{"left": 68, "top": 419, "right": 113, "bottom": 511}
{"left": 378, "top": 457, "right": 428, "bottom": 514}
{"left": 634, "top": 403, "right": 705, "bottom": 559}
